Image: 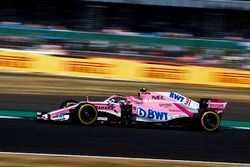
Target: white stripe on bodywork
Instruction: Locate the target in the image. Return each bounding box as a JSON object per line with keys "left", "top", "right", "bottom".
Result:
{"left": 159, "top": 92, "right": 199, "bottom": 113}
{"left": 49, "top": 104, "right": 78, "bottom": 115}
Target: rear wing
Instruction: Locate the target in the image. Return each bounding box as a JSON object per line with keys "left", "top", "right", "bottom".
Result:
{"left": 200, "top": 98, "right": 227, "bottom": 114}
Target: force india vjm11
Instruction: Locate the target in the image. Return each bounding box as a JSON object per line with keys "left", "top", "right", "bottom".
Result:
{"left": 37, "top": 88, "right": 227, "bottom": 132}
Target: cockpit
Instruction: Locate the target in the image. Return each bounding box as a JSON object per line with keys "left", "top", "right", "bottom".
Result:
{"left": 105, "top": 95, "right": 127, "bottom": 104}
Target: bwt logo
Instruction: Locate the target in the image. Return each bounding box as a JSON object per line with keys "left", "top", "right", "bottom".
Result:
{"left": 56, "top": 114, "right": 65, "bottom": 119}
{"left": 137, "top": 107, "right": 168, "bottom": 121}
{"left": 169, "top": 92, "right": 185, "bottom": 102}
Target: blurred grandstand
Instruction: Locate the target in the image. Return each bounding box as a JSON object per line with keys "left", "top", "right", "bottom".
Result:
{"left": 0, "top": 0, "right": 249, "bottom": 69}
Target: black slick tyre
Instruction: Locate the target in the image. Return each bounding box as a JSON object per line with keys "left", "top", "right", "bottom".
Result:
{"left": 73, "top": 103, "right": 97, "bottom": 125}
{"left": 200, "top": 111, "right": 221, "bottom": 132}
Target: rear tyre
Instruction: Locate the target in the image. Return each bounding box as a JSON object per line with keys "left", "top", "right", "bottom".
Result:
{"left": 200, "top": 111, "right": 221, "bottom": 132}
{"left": 60, "top": 100, "right": 78, "bottom": 108}
{"left": 73, "top": 103, "right": 97, "bottom": 125}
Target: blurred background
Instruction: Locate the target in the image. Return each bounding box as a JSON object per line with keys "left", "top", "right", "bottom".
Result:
{"left": 1, "top": 2, "right": 250, "bottom": 166}
{"left": 0, "top": 0, "right": 249, "bottom": 70}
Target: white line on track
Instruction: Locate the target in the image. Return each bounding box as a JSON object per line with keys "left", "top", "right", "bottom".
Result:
{"left": 0, "top": 116, "right": 23, "bottom": 119}
{"left": 0, "top": 152, "right": 249, "bottom": 166}
{"left": 230, "top": 127, "right": 250, "bottom": 130}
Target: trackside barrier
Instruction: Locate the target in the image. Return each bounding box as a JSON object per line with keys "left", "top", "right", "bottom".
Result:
{"left": 137, "top": 64, "right": 250, "bottom": 88}
{"left": 0, "top": 49, "right": 249, "bottom": 88}
{"left": 0, "top": 49, "right": 138, "bottom": 80}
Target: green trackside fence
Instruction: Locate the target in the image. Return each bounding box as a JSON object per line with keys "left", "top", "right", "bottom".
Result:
{"left": 0, "top": 26, "right": 246, "bottom": 50}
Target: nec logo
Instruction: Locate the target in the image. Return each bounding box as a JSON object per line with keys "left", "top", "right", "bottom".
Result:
{"left": 152, "top": 96, "right": 165, "bottom": 100}
{"left": 137, "top": 107, "right": 168, "bottom": 121}
{"left": 169, "top": 92, "right": 185, "bottom": 102}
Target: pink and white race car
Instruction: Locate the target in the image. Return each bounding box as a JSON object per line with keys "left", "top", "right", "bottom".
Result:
{"left": 37, "top": 88, "right": 227, "bottom": 132}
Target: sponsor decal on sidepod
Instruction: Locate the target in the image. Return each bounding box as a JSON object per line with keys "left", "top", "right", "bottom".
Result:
{"left": 137, "top": 107, "right": 168, "bottom": 121}
{"left": 159, "top": 103, "right": 172, "bottom": 108}
{"left": 97, "top": 105, "right": 114, "bottom": 110}
{"left": 169, "top": 92, "right": 185, "bottom": 102}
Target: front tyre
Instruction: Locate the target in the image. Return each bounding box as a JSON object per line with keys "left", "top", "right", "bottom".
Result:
{"left": 201, "top": 111, "right": 221, "bottom": 132}
{"left": 74, "top": 103, "right": 97, "bottom": 125}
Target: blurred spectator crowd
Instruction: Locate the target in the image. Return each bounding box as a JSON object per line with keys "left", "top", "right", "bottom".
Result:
{"left": 0, "top": 34, "right": 249, "bottom": 70}
{"left": 0, "top": 0, "right": 249, "bottom": 70}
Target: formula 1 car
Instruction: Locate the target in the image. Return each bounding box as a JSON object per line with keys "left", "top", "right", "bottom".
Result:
{"left": 37, "top": 88, "right": 227, "bottom": 132}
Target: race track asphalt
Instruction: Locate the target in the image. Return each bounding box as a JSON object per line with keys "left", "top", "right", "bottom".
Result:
{"left": 1, "top": 94, "right": 250, "bottom": 121}
{"left": 0, "top": 94, "right": 250, "bottom": 163}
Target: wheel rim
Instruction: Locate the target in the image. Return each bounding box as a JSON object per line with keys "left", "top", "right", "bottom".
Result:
{"left": 78, "top": 104, "right": 97, "bottom": 124}
{"left": 201, "top": 112, "right": 220, "bottom": 131}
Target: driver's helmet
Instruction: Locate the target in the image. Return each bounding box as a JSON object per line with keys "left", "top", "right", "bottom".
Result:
{"left": 138, "top": 87, "right": 147, "bottom": 97}
{"left": 140, "top": 87, "right": 147, "bottom": 92}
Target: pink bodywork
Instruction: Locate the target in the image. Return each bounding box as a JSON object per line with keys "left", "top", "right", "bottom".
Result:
{"left": 46, "top": 92, "right": 227, "bottom": 122}
{"left": 127, "top": 92, "right": 198, "bottom": 122}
